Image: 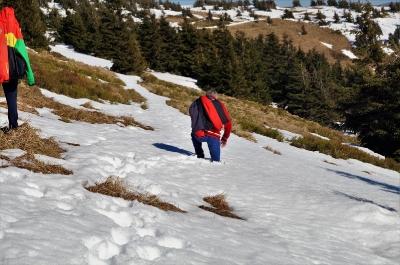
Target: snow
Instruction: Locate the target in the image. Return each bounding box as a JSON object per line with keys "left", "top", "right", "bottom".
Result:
{"left": 150, "top": 71, "right": 201, "bottom": 90}
{"left": 1, "top": 43, "right": 399, "bottom": 265}
{"left": 342, "top": 49, "right": 359, "bottom": 59}
{"left": 321, "top": 42, "right": 333, "bottom": 49}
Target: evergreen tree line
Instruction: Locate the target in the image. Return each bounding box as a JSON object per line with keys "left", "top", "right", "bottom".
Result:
{"left": 194, "top": 0, "right": 252, "bottom": 10}
{"left": 1, "top": 0, "right": 399, "bottom": 161}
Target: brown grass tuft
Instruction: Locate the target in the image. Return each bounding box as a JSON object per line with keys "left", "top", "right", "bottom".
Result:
{"left": 0, "top": 123, "right": 72, "bottom": 174}
{"left": 0, "top": 123, "right": 65, "bottom": 158}
{"left": 200, "top": 193, "right": 244, "bottom": 220}
{"left": 263, "top": 146, "right": 282, "bottom": 155}
{"left": 323, "top": 159, "right": 338, "bottom": 166}
{"left": 11, "top": 153, "right": 72, "bottom": 175}
{"left": 81, "top": 102, "right": 98, "bottom": 110}
{"left": 65, "top": 142, "right": 80, "bottom": 146}
{"left": 85, "top": 176, "right": 186, "bottom": 213}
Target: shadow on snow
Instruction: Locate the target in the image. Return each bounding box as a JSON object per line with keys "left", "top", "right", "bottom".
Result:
{"left": 153, "top": 143, "right": 194, "bottom": 156}
{"left": 333, "top": 191, "right": 397, "bottom": 212}
{"left": 327, "top": 169, "right": 399, "bottom": 194}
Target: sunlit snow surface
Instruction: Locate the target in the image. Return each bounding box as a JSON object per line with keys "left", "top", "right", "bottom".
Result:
{"left": 1, "top": 2, "right": 400, "bottom": 263}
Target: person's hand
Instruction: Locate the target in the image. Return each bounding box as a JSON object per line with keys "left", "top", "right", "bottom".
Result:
{"left": 221, "top": 139, "right": 227, "bottom": 148}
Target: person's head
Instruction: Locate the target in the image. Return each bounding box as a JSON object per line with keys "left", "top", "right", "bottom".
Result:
{"left": 206, "top": 89, "right": 218, "bottom": 98}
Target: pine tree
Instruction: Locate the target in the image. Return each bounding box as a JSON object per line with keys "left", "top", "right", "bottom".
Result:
{"left": 94, "top": 4, "right": 122, "bottom": 59}
{"left": 338, "top": 0, "right": 349, "bottom": 8}
{"left": 177, "top": 18, "right": 200, "bottom": 77}
{"left": 158, "top": 15, "right": 180, "bottom": 72}
{"left": 389, "top": 27, "right": 400, "bottom": 47}
{"left": 137, "top": 13, "right": 163, "bottom": 70}
{"left": 303, "top": 12, "right": 311, "bottom": 21}
{"left": 76, "top": 0, "right": 100, "bottom": 55}
{"left": 59, "top": 11, "right": 89, "bottom": 52}
{"left": 333, "top": 11, "right": 341, "bottom": 23}
{"left": 301, "top": 24, "right": 308, "bottom": 35}
{"left": 327, "top": 0, "right": 338, "bottom": 6}
{"left": 110, "top": 17, "right": 147, "bottom": 75}
{"left": 282, "top": 9, "right": 295, "bottom": 19}
{"left": 342, "top": 61, "right": 400, "bottom": 161}
{"left": 292, "top": 0, "right": 301, "bottom": 7}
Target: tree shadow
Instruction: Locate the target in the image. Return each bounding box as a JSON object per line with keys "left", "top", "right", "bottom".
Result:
{"left": 333, "top": 191, "right": 397, "bottom": 212}
{"left": 153, "top": 143, "right": 194, "bottom": 156}
{"left": 327, "top": 169, "right": 399, "bottom": 194}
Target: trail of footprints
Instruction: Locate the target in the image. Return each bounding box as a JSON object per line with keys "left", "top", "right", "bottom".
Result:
{"left": 13, "top": 152, "right": 201, "bottom": 264}
{"left": 85, "top": 208, "right": 187, "bottom": 263}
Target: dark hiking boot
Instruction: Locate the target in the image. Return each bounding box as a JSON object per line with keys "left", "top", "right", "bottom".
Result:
{"left": 1, "top": 127, "right": 10, "bottom": 134}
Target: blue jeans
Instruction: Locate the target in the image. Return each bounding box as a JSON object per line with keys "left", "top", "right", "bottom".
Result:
{"left": 2, "top": 79, "right": 19, "bottom": 129}
{"left": 191, "top": 133, "right": 221, "bottom": 162}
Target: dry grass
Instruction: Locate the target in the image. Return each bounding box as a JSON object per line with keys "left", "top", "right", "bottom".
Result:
{"left": 11, "top": 153, "right": 72, "bottom": 175}
{"left": 228, "top": 18, "right": 354, "bottom": 65}
{"left": 81, "top": 102, "right": 98, "bottom": 110}
{"left": 0, "top": 123, "right": 65, "bottom": 158}
{"left": 85, "top": 176, "right": 186, "bottom": 213}
{"left": 1, "top": 83, "right": 153, "bottom": 130}
{"left": 199, "top": 193, "right": 244, "bottom": 220}
{"left": 323, "top": 159, "right": 338, "bottom": 166}
{"left": 291, "top": 135, "right": 400, "bottom": 172}
{"left": 0, "top": 123, "right": 72, "bottom": 174}
{"left": 263, "top": 146, "right": 282, "bottom": 155}
{"left": 29, "top": 50, "right": 146, "bottom": 105}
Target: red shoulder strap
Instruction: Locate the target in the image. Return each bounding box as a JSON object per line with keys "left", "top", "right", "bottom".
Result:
{"left": 200, "top": 96, "right": 222, "bottom": 131}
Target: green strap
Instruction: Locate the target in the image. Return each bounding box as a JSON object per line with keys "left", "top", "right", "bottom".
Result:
{"left": 15, "top": 39, "right": 35, "bottom": 86}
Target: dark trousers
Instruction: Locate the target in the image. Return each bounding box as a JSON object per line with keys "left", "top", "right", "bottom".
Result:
{"left": 2, "top": 79, "right": 19, "bottom": 129}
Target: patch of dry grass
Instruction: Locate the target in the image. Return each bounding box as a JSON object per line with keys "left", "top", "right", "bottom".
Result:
{"left": 0, "top": 123, "right": 65, "bottom": 158}
{"left": 85, "top": 176, "right": 186, "bottom": 213}
{"left": 0, "top": 123, "right": 72, "bottom": 174}
{"left": 1, "top": 83, "right": 153, "bottom": 130}
{"left": 263, "top": 146, "right": 282, "bottom": 155}
{"left": 228, "top": 18, "right": 354, "bottom": 65}
{"left": 291, "top": 135, "right": 400, "bottom": 172}
{"left": 11, "top": 153, "right": 72, "bottom": 175}
{"left": 80, "top": 102, "right": 98, "bottom": 110}
{"left": 29, "top": 50, "right": 146, "bottom": 104}
{"left": 323, "top": 159, "right": 338, "bottom": 166}
{"left": 199, "top": 193, "right": 244, "bottom": 220}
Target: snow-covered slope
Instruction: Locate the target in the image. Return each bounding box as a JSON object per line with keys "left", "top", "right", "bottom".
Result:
{"left": 0, "top": 45, "right": 399, "bottom": 265}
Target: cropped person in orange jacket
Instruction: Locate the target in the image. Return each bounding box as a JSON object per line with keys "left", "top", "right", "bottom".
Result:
{"left": 0, "top": 7, "right": 35, "bottom": 132}
{"left": 189, "top": 89, "right": 232, "bottom": 162}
